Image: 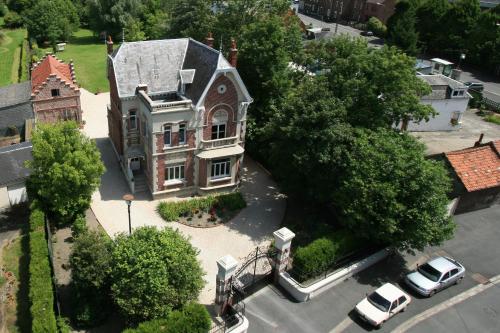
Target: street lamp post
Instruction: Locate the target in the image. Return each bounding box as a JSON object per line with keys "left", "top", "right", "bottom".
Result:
{"left": 458, "top": 53, "right": 466, "bottom": 70}
{"left": 123, "top": 194, "right": 134, "bottom": 235}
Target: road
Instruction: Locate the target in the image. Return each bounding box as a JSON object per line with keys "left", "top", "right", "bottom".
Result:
{"left": 244, "top": 205, "right": 500, "bottom": 333}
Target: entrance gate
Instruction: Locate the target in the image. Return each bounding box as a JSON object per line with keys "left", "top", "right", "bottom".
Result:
{"left": 230, "top": 246, "right": 277, "bottom": 304}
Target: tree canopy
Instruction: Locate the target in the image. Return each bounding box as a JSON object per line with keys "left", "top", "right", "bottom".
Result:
{"left": 110, "top": 227, "right": 205, "bottom": 323}
{"left": 386, "top": 0, "right": 419, "bottom": 56}
{"left": 27, "top": 122, "right": 105, "bottom": 223}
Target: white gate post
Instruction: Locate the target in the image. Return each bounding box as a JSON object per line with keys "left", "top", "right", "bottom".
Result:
{"left": 273, "top": 227, "right": 295, "bottom": 283}
{"left": 216, "top": 254, "right": 238, "bottom": 315}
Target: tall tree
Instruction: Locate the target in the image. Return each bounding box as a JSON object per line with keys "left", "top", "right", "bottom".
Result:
{"left": 416, "top": 0, "right": 451, "bottom": 54}
{"left": 26, "top": 122, "right": 105, "bottom": 223}
{"left": 441, "top": 0, "right": 481, "bottom": 56}
{"left": 167, "top": 0, "right": 214, "bottom": 41}
{"left": 87, "top": 0, "right": 143, "bottom": 37}
{"left": 386, "top": 0, "right": 419, "bottom": 56}
{"left": 110, "top": 227, "right": 204, "bottom": 323}
{"left": 24, "top": 0, "right": 79, "bottom": 44}
{"left": 334, "top": 128, "right": 454, "bottom": 250}
{"left": 468, "top": 6, "right": 500, "bottom": 73}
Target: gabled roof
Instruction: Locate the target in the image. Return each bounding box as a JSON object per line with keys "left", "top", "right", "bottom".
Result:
{"left": 0, "top": 82, "right": 31, "bottom": 108}
{"left": 0, "top": 82, "right": 34, "bottom": 136}
{"left": 31, "top": 55, "right": 77, "bottom": 94}
{"left": 0, "top": 142, "right": 32, "bottom": 186}
{"left": 445, "top": 140, "right": 500, "bottom": 192}
{"left": 109, "top": 38, "right": 250, "bottom": 104}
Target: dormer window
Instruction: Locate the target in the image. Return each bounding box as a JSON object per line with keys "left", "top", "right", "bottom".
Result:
{"left": 452, "top": 89, "right": 465, "bottom": 97}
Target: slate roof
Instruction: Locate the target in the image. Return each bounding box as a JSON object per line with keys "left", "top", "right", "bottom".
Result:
{"left": 0, "top": 142, "right": 32, "bottom": 186}
{"left": 445, "top": 141, "right": 500, "bottom": 192}
{"left": 110, "top": 38, "right": 230, "bottom": 103}
{"left": 0, "top": 82, "right": 31, "bottom": 108}
{"left": 0, "top": 82, "right": 34, "bottom": 136}
{"left": 31, "top": 55, "right": 77, "bottom": 93}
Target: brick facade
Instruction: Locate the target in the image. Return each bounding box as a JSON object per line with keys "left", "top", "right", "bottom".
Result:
{"left": 108, "top": 67, "right": 123, "bottom": 155}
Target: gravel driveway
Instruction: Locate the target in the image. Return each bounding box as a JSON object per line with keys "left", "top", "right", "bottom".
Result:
{"left": 80, "top": 89, "right": 286, "bottom": 305}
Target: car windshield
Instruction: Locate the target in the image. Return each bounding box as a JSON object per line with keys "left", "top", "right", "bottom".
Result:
{"left": 418, "top": 263, "right": 441, "bottom": 282}
{"left": 367, "top": 292, "right": 391, "bottom": 312}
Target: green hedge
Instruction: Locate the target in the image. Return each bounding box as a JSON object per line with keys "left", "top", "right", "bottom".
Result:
{"left": 157, "top": 192, "right": 246, "bottom": 222}
{"left": 123, "top": 303, "right": 211, "bottom": 333}
{"left": 29, "top": 209, "right": 57, "bottom": 333}
{"left": 292, "top": 230, "right": 364, "bottom": 282}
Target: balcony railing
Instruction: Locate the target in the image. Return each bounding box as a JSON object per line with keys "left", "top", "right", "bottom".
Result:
{"left": 200, "top": 136, "right": 238, "bottom": 150}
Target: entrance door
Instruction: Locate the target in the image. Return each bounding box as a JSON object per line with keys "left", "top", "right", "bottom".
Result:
{"left": 130, "top": 157, "right": 141, "bottom": 171}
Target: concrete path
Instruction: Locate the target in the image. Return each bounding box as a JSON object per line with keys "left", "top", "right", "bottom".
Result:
{"left": 79, "top": 88, "right": 286, "bottom": 305}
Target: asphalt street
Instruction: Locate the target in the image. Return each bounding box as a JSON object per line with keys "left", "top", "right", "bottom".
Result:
{"left": 244, "top": 205, "right": 500, "bottom": 333}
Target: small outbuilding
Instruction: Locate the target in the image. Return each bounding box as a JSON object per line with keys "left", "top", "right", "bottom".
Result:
{"left": 0, "top": 142, "right": 33, "bottom": 209}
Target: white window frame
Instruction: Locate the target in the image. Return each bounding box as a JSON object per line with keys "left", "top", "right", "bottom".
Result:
{"left": 129, "top": 110, "right": 137, "bottom": 130}
{"left": 211, "top": 158, "right": 231, "bottom": 179}
{"left": 211, "top": 123, "right": 226, "bottom": 140}
{"left": 179, "top": 123, "right": 186, "bottom": 144}
{"left": 166, "top": 164, "right": 185, "bottom": 182}
{"left": 163, "top": 124, "right": 172, "bottom": 146}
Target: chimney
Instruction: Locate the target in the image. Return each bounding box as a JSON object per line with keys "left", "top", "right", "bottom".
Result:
{"left": 474, "top": 133, "right": 484, "bottom": 147}
{"left": 205, "top": 32, "right": 214, "bottom": 48}
{"left": 107, "top": 35, "right": 114, "bottom": 55}
{"left": 228, "top": 38, "right": 238, "bottom": 68}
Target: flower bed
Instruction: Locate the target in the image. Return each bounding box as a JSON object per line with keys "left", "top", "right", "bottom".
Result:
{"left": 157, "top": 192, "right": 246, "bottom": 227}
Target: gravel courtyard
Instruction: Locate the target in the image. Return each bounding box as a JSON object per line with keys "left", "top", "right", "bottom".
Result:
{"left": 81, "top": 89, "right": 285, "bottom": 304}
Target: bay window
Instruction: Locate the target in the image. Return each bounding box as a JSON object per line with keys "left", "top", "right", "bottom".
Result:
{"left": 211, "top": 158, "right": 231, "bottom": 179}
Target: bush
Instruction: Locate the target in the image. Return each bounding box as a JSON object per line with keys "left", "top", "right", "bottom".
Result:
{"left": 0, "top": 3, "right": 8, "bottom": 17}
{"left": 71, "top": 214, "right": 88, "bottom": 238}
{"left": 57, "top": 316, "right": 72, "bottom": 333}
{"left": 292, "top": 237, "right": 338, "bottom": 281}
{"left": 468, "top": 90, "right": 484, "bottom": 108}
{"left": 123, "top": 303, "right": 211, "bottom": 333}
{"left": 366, "top": 17, "right": 387, "bottom": 37}
{"left": 157, "top": 192, "right": 245, "bottom": 222}
{"left": 70, "top": 230, "right": 113, "bottom": 327}
{"left": 3, "top": 11, "right": 23, "bottom": 28}
{"left": 111, "top": 227, "right": 204, "bottom": 323}
{"left": 29, "top": 209, "right": 58, "bottom": 333}
{"left": 484, "top": 114, "right": 500, "bottom": 125}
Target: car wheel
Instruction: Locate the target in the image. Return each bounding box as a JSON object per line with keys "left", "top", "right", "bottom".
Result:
{"left": 428, "top": 290, "right": 436, "bottom": 297}
{"left": 401, "top": 306, "right": 407, "bottom": 312}
{"left": 376, "top": 321, "right": 385, "bottom": 330}
{"left": 455, "top": 277, "right": 463, "bottom": 285}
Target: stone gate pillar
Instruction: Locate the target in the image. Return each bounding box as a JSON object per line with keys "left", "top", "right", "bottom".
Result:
{"left": 216, "top": 254, "right": 238, "bottom": 315}
{"left": 273, "top": 227, "right": 295, "bottom": 283}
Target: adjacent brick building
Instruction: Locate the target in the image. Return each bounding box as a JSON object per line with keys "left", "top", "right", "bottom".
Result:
{"left": 31, "top": 55, "right": 82, "bottom": 124}
{"left": 106, "top": 36, "right": 252, "bottom": 198}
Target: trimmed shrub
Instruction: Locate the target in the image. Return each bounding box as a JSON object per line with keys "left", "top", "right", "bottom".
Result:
{"left": 29, "top": 209, "right": 58, "bottom": 333}
{"left": 292, "top": 237, "right": 338, "bottom": 281}
{"left": 3, "top": 11, "right": 23, "bottom": 28}
{"left": 71, "top": 214, "right": 88, "bottom": 238}
{"left": 366, "top": 17, "right": 387, "bottom": 37}
{"left": 157, "top": 192, "right": 245, "bottom": 222}
{"left": 123, "top": 303, "right": 211, "bottom": 333}
{"left": 57, "top": 316, "right": 72, "bottom": 333}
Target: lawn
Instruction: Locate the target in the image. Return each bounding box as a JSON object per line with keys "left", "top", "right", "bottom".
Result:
{"left": 0, "top": 28, "right": 27, "bottom": 87}
{"left": 42, "top": 29, "right": 112, "bottom": 93}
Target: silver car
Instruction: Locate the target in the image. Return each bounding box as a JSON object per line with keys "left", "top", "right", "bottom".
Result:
{"left": 405, "top": 256, "right": 465, "bottom": 297}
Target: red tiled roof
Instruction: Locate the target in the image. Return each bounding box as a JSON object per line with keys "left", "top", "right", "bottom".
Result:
{"left": 445, "top": 141, "right": 500, "bottom": 192}
{"left": 31, "top": 55, "right": 76, "bottom": 93}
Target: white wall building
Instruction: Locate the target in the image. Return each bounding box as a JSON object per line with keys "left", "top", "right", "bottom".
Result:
{"left": 405, "top": 74, "right": 470, "bottom": 132}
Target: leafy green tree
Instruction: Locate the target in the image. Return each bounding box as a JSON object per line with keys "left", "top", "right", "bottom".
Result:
{"left": 334, "top": 128, "right": 454, "bottom": 250}
{"left": 2, "top": 10, "right": 23, "bottom": 28}
{"left": 268, "top": 77, "right": 353, "bottom": 203}
{"left": 387, "top": 0, "right": 419, "bottom": 55}
{"left": 110, "top": 227, "right": 204, "bottom": 323}
{"left": 125, "top": 17, "right": 146, "bottom": 41}
{"left": 70, "top": 230, "right": 113, "bottom": 327}
{"left": 415, "top": 0, "right": 451, "bottom": 53}
{"left": 26, "top": 122, "right": 105, "bottom": 223}
{"left": 168, "top": 0, "right": 214, "bottom": 41}
{"left": 468, "top": 6, "right": 500, "bottom": 72}
{"left": 87, "top": 0, "right": 143, "bottom": 37}
{"left": 366, "top": 17, "right": 387, "bottom": 37}
{"left": 24, "top": 0, "right": 79, "bottom": 44}
{"left": 307, "top": 36, "right": 434, "bottom": 128}
{"left": 441, "top": 0, "right": 481, "bottom": 55}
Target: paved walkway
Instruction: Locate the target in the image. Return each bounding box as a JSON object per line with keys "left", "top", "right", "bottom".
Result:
{"left": 80, "top": 89, "right": 286, "bottom": 305}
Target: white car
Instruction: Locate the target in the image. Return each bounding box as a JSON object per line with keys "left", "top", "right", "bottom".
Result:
{"left": 355, "top": 283, "right": 411, "bottom": 328}
{"left": 405, "top": 256, "right": 466, "bottom": 297}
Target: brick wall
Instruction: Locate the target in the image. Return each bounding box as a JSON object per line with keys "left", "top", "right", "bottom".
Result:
{"left": 108, "top": 64, "right": 123, "bottom": 155}
{"left": 203, "top": 75, "right": 238, "bottom": 141}
{"left": 199, "top": 159, "right": 207, "bottom": 188}
{"left": 32, "top": 76, "right": 81, "bottom": 124}
{"left": 157, "top": 155, "right": 165, "bottom": 191}
{"left": 186, "top": 152, "right": 194, "bottom": 186}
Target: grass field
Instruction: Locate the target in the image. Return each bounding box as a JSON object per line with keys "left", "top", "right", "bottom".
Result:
{"left": 42, "top": 29, "right": 112, "bottom": 93}
{"left": 0, "top": 28, "right": 27, "bottom": 87}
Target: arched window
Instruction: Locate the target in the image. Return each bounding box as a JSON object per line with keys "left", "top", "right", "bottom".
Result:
{"left": 211, "top": 110, "right": 228, "bottom": 140}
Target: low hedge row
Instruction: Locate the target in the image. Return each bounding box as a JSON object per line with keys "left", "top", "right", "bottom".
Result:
{"left": 123, "top": 303, "right": 211, "bottom": 333}
{"left": 292, "top": 229, "right": 365, "bottom": 282}
{"left": 157, "top": 192, "right": 246, "bottom": 222}
{"left": 29, "top": 209, "right": 57, "bottom": 333}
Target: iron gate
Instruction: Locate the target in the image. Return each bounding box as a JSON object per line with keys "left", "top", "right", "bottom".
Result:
{"left": 230, "top": 245, "right": 277, "bottom": 304}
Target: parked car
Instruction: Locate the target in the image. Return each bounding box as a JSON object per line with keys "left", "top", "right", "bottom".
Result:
{"left": 405, "top": 256, "right": 465, "bottom": 297}
{"left": 464, "top": 82, "right": 485, "bottom": 92}
{"left": 355, "top": 283, "right": 411, "bottom": 328}
{"left": 360, "top": 31, "right": 374, "bottom": 37}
